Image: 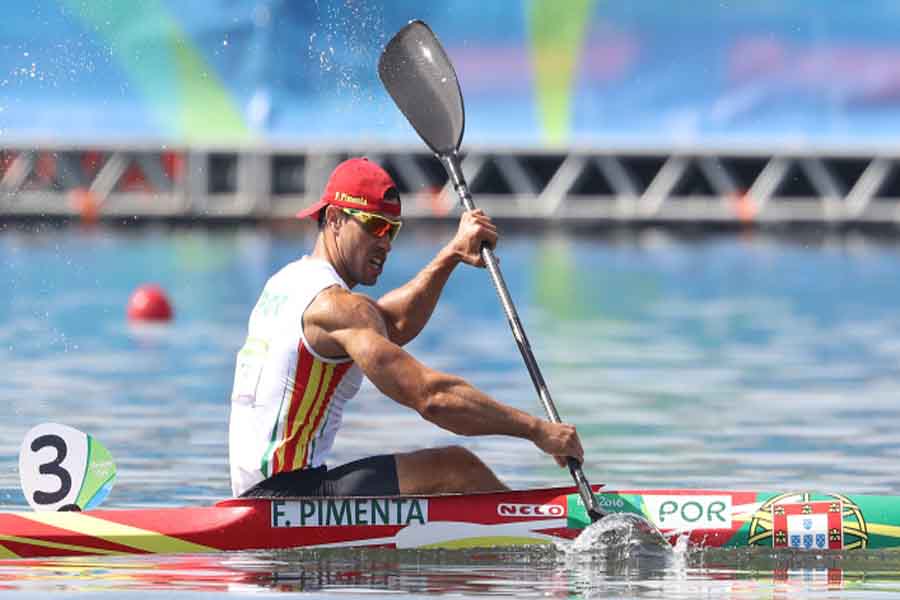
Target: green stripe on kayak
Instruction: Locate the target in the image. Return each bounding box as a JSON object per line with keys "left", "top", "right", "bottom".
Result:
{"left": 568, "top": 490, "right": 900, "bottom": 550}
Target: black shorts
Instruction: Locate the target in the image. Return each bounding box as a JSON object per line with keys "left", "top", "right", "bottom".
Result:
{"left": 240, "top": 454, "right": 400, "bottom": 498}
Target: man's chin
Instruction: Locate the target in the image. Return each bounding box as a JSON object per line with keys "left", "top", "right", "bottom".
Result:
{"left": 357, "top": 271, "right": 379, "bottom": 287}
{"left": 359, "top": 264, "right": 383, "bottom": 286}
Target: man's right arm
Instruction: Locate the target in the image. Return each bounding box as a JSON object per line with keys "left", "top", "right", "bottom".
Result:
{"left": 304, "top": 288, "right": 584, "bottom": 467}
{"left": 376, "top": 209, "right": 497, "bottom": 346}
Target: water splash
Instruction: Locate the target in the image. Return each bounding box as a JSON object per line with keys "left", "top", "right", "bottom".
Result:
{"left": 557, "top": 515, "right": 680, "bottom": 597}
{"left": 564, "top": 513, "right": 673, "bottom": 565}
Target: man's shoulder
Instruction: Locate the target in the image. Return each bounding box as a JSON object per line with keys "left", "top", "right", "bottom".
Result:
{"left": 310, "top": 286, "right": 374, "bottom": 314}
{"left": 307, "top": 287, "right": 384, "bottom": 332}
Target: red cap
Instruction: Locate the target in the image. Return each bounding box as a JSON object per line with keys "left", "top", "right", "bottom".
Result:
{"left": 296, "top": 157, "right": 401, "bottom": 220}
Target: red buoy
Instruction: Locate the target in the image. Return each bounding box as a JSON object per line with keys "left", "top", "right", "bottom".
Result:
{"left": 127, "top": 284, "right": 173, "bottom": 322}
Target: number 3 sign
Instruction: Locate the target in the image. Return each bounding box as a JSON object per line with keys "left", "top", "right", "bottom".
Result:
{"left": 18, "top": 423, "right": 116, "bottom": 512}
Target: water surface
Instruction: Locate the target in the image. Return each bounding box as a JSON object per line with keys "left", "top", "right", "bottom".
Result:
{"left": 2, "top": 223, "right": 900, "bottom": 597}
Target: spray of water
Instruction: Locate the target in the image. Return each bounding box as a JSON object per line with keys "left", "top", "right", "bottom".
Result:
{"left": 565, "top": 513, "right": 673, "bottom": 563}
{"left": 552, "top": 514, "right": 687, "bottom": 596}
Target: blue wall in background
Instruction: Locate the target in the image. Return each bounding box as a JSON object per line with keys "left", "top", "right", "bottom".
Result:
{"left": 0, "top": 1, "right": 899, "bottom": 146}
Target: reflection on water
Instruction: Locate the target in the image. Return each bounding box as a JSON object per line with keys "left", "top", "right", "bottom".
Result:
{"left": 3, "top": 224, "right": 900, "bottom": 597}
{"left": 4, "top": 545, "right": 900, "bottom": 597}
{"left": 1, "top": 548, "right": 667, "bottom": 595}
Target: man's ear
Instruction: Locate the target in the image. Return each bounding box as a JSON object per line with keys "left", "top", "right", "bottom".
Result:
{"left": 324, "top": 205, "right": 343, "bottom": 232}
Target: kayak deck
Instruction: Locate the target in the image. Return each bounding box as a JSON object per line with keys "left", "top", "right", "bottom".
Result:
{"left": 2, "top": 486, "right": 900, "bottom": 559}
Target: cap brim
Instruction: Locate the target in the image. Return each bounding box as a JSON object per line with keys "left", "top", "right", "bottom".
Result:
{"left": 296, "top": 199, "right": 328, "bottom": 219}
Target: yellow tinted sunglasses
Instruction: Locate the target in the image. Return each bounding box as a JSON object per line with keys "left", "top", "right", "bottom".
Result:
{"left": 340, "top": 207, "right": 403, "bottom": 242}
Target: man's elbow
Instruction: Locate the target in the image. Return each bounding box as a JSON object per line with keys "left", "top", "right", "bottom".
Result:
{"left": 417, "top": 394, "right": 448, "bottom": 422}
{"left": 416, "top": 378, "right": 468, "bottom": 433}
{"left": 389, "top": 323, "right": 412, "bottom": 347}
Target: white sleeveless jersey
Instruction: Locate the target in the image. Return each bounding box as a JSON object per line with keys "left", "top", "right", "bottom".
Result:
{"left": 229, "top": 256, "right": 363, "bottom": 496}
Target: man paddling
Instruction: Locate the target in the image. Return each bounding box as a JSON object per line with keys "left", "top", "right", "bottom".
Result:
{"left": 229, "top": 157, "right": 584, "bottom": 498}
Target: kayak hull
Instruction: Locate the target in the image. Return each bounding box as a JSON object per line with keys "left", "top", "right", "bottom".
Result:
{"left": 2, "top": 486, "right": 899, "bottom": 559}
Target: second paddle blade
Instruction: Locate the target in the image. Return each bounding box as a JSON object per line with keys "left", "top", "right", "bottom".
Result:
{"left": 378, "top": 20, "right": 465, "bottom": 156}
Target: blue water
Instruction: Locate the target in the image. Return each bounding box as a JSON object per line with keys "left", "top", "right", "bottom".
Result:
{"left": 3, "top": 223, "right": 900, "bottom": 596}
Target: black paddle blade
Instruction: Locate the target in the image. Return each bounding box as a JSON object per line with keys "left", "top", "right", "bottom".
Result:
{"left": 378, "top": 20, "right": 465, "bottom": 156}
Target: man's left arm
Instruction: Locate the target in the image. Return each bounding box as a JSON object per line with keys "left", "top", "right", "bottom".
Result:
{"left": 377, "top": 209, "right": 497, "bottom": 346}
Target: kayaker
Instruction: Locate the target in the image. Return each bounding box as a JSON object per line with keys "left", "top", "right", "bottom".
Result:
{"left": 229, "top": 157, "right": 584, "bottom": 498}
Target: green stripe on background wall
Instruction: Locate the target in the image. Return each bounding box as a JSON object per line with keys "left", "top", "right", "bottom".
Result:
{"left": 528, "top": 0, "right": 595, "bottom": 144}
{"left": 63, "top": 0, "right": 252, "bottom": 143}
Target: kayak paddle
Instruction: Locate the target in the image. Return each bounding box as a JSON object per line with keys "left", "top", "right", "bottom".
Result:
{"left": 378, "top": 20, "right": 605, "bottom": 522}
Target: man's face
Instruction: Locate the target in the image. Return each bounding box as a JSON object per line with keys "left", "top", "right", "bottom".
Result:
{"left": 334, "top": 207, "right": 396, "bottom": 287}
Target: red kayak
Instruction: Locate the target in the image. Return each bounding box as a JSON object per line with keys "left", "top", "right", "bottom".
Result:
{"left": 2, "top": 485, "right": 898, "bottom": 559}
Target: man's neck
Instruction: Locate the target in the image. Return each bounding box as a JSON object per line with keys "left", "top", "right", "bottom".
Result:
{"left": 311, "top": 234, "right": 356, "bottom": 289}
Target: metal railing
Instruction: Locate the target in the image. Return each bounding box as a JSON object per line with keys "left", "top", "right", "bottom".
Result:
{"left": 3, "top": 145, "right": 900, "bottom": 224}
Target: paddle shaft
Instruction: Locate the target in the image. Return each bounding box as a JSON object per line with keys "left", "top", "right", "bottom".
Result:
{"left": 440, "top": 154, "right": 606, "bottom": 521}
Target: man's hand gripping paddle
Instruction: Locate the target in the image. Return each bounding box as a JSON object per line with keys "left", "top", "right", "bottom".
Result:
{"left": 378, "top": 20, "right": 606, "bottom": 522}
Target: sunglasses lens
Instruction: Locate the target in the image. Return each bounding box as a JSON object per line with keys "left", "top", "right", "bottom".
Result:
{"left": 344, "top": 209, "right": 401, "bottom": 241}
{"left": 373, "top": 221, "right": 401, "bottom": 241}
{"left": 367, "top": 220, "right": 392, "bottom": 238}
